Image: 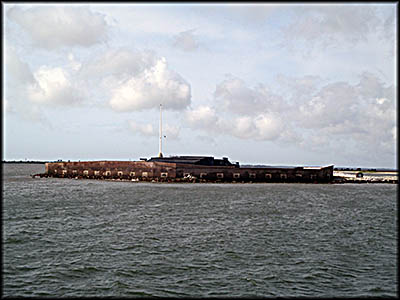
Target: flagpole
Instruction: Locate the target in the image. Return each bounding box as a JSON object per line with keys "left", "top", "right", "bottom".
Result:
{"left": 158, "top": 104, "right": 163, "bottom": 157}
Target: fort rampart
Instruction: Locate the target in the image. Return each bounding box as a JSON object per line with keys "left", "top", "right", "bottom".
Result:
{"left": 44, "top": 160, "right": 334, "bottom": 183}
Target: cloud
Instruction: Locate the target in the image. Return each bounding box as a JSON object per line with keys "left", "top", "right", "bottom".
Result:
{"left": 7, "top": 5, "right": 108, "bottom": 49}
{"left": 185, "top": 78, "right": 296, "bottom": 142}
{"left": 80, "top": 48, "right": 157, "bottom": 80}
{"left": 391, "top": 127, "right": 397, "bottom": 144}
{"left": 5, "top": 46, "right": 35, "bottom": 85}
{"left": 184, "top": 105, "right": 219, "bottom": 130}
{"left": 128, "top": 121, "right": 180, "bottom": 139}
{"left": 68, "top": 53, "right": 82, "bottom": 71}
{"left": 27, "top": 66, "right": 82, "bottom": 106}
{"left": 252, "top": 114, "right": 283, "bottom": 140}
{"left": 356, "top": 71, "right": 390, "bottom": 100}
{"left": 214, "top": 75, "right": 286, "bottom": 115}
{"left": 109, "top": 57, "right": 191, "bottom": 112}
{"left": 229, "top": 116, "right": 256, "bottom": 139}
{"left": 296, "top": 72, "right": 395, "bottom": 129}
{"left": 281, "top": 5, "right": 387, "bottom": 53}
{"left": 72, "top": 48, "right": 192, "bottom": 111}
{"left": 185, "top": 105, "right": 287, "bottom": 142}
{"left": 20, "top": 105, "right": 52, "bottom": 127}
{"left": 383, "top": 9, "right": 395, "bottom": 54}
{"left": 224, "top": 113, "right": 285, "bottom": 141}
{"left": 293, "top": 72, "right": 396, "bottom": 154}
{"left": 5, "top": 46, "right": 81, "bottom": 123}
{"left": 4, "top": 93, "right": 52, "bottom": 126}
{"left": 6, "top": 44, "right": 191, "bottom": 113}
{"left": 223, "top": 5, "right": 278, "bottom": 23}
{"left": 128, "top": 121, "right": 155, "bottom": 136}
{"left": 4, "top": 98, "right": 15, "bottom": 113}
{"left": 163, "top": 124, "right": 180, "bottom": 140}
{"left": 274, "top": 74, "right": 323, "bottom": 101}
{"left": 185, "top": 71, "right": 395, "bottom": 159}
{"left": 297, "top": 82, "right": 359, "bottom": 128}
{"left": 173, "top": 29, "right": 200, "bottom": 52}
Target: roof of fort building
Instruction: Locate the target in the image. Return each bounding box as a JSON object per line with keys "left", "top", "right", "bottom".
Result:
{"left": 147, "top": 156, "right": 237, "bottom": 166}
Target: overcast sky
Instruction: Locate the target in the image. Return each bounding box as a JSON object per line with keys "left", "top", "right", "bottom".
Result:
{"left": 3, "top": 3, "right": 397, "bottom": 168}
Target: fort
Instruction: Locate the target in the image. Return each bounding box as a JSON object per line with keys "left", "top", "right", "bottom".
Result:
{"left": 38, "top": 105, "right": 334, "bottom": 183}
{"left": 42, "top": 156, "right": 334, "bottom": 183}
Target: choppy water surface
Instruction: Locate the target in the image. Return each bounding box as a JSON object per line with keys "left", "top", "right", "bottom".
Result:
{"left": 3, "top": 163, "right": 397, "bottom": 297}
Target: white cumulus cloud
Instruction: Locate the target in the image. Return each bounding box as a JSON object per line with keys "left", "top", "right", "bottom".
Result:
{"left": 227, "top": 114, "right": 283, "bottom": 141}
{"left": 68, "top": 53, "right": 82, "bottom": 71}
{"left": 214, "top": 75, "right": 286, "bottom": 115}
{"left": 253, "top": 114, "right": 283, "bottom": 141}
{"left": 109, "top": 57, "right": 191, "bottom": 112}
{"left": 297, "top": 82, "right": 359, "bottom": 128}
{"left": 184, "top": 71, "right": 395, "bottom": 159}
{"left": 184, "top": 105, "right": 219, "bottom": 130}
{"left": 80, "top": 48, "right": 157, "bottom": 80}
{"left": 7, "top": 5, "right": 108, "bottom": 49}
{"left": 292, "top": 72, "right": 396, "bottom": 154}
{"left": 27, "top": 66, "right": 82, "bottom": 105}
{"left": 185, "top": 105, "right": 286, "bottom": 142}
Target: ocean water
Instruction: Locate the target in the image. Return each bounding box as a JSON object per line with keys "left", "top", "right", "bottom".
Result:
{"left": 2, "top": 163, "right": 398, "bottom": 297}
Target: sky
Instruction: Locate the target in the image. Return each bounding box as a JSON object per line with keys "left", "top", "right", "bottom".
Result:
{"left": 3, "top": 2, "right": 397, "bottom": 168}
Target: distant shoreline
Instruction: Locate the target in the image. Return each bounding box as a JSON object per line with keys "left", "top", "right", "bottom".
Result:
{"left": 3, "top": 161, "right": 47, "bottom": 164}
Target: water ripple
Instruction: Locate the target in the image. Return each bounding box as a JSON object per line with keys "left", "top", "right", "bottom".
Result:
{"left": 2, "top": 164, "right": 397, "bottom": 297}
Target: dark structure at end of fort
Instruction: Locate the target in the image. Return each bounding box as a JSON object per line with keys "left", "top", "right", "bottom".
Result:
{"left": 42, "top": 156, "right": 334, "bottom": 183}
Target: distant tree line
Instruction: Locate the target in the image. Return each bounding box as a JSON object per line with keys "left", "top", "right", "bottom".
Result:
{"left": 3, "top": 160, "right": 47, "bottom": 164}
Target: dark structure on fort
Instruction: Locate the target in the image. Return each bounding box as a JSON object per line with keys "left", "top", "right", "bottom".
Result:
{"left": 43, "top": 156, "right": 334, "bottom": 183}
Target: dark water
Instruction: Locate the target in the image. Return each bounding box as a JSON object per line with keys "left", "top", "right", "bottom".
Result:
{"left": 2, "top": 163, "right": 398, "bottom": 297}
